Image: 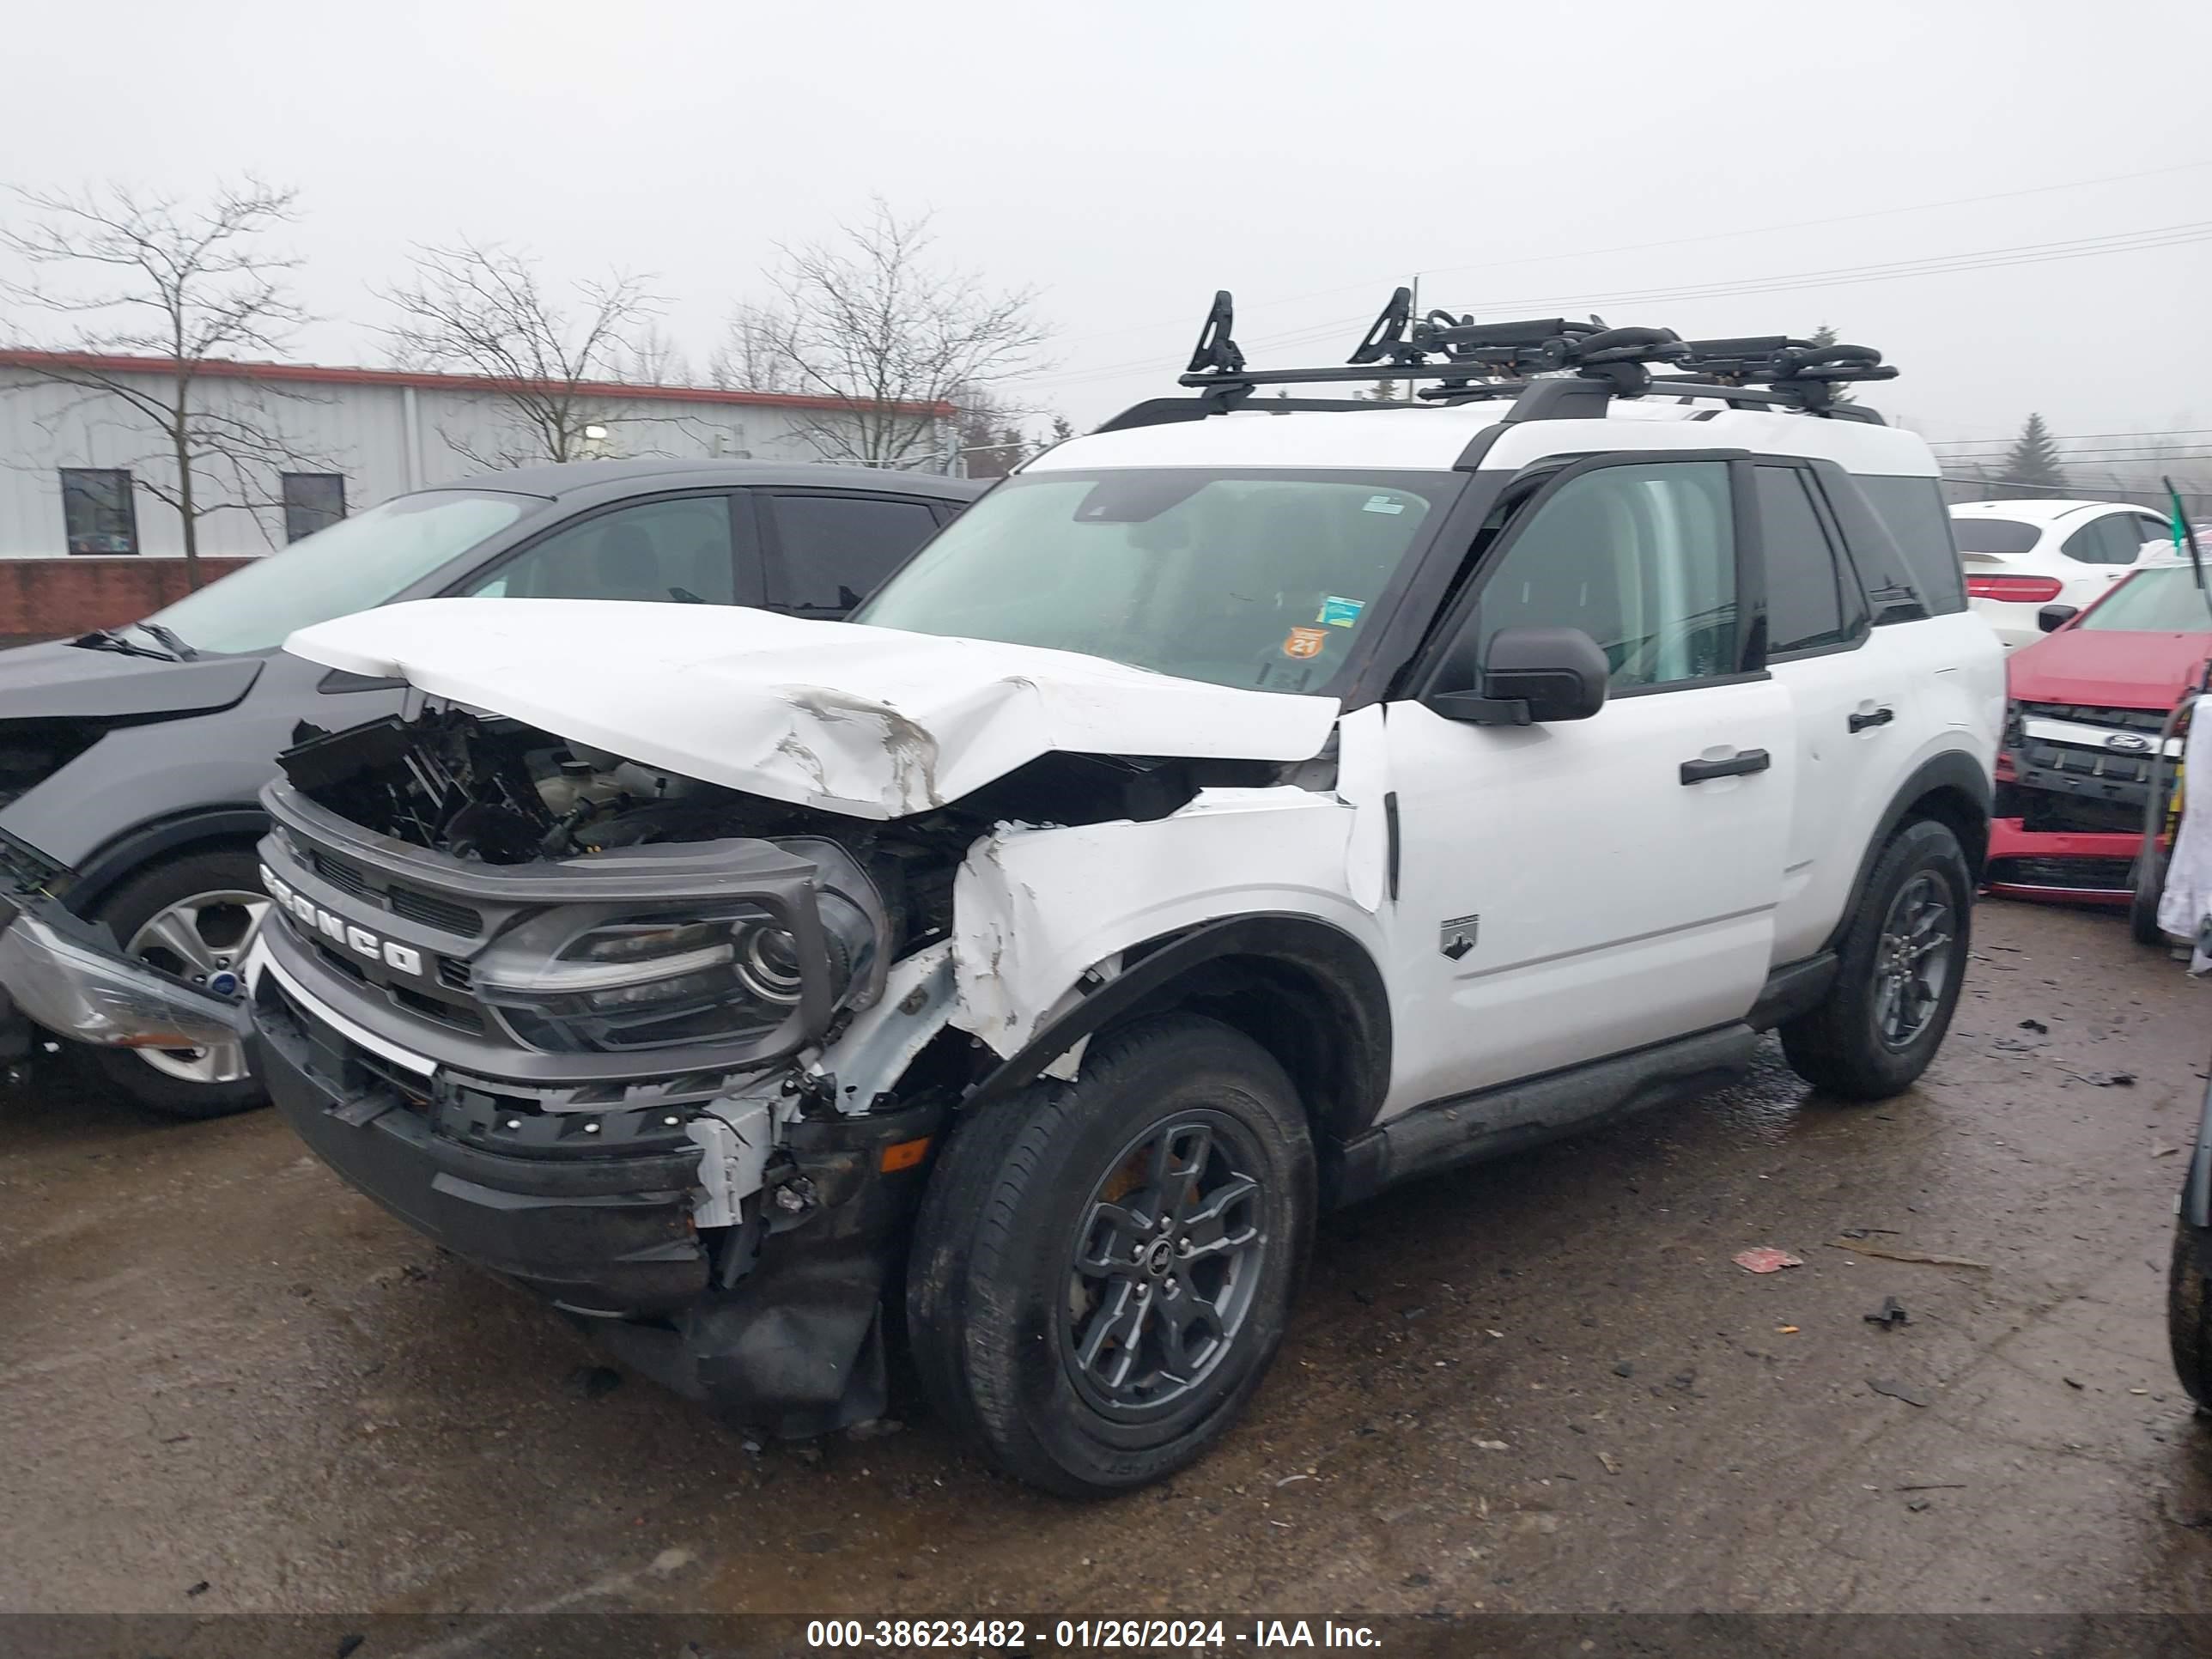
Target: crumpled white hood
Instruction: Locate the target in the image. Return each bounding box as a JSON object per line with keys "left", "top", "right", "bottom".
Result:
{"left": 286, "top": 599, "right": 1340, "bottom": 819}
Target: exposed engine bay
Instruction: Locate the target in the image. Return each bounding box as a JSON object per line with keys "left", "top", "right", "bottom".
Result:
{"left": 268, "top": 706, "right": 1288, "bottom": 1062}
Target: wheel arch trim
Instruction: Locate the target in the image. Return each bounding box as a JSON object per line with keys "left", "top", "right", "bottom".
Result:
{"left": 957, "top": 912, "right": 1392, "bottom": 1142}
{"left": 1824, "top": 750, "right": 1990, "bottom": 956}
{"left": 69, "top": 808, "right": 269, "bottom": 915}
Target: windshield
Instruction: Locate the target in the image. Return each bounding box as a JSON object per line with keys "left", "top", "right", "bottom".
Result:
{"left": 1951, "top": 517, "right": 2040, "bottom": 555}
{"left": 2077, "top": 566, "right": 2212, "bottom": 632}
{"left": 140, "top": 489, "right": 536, "bottom": 654}
{"left": 853, "top": 468, "right": 1455, "bottom": 693}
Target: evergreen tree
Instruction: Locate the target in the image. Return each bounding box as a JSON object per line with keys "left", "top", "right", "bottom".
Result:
{"left": 1364, "top": 380, "right": 1401, "bottom": 403}
{"left": 2001, "top": 413, "right": 2068, "bottom": 491}
{"left": 1806, "top": 323, "right": 1853, "bottom": 405}
{"left": 1049, "top": 414, "right": 1074, "bottom": 443}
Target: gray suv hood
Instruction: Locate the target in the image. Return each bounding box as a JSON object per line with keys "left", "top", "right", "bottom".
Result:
{"left": 0, "top": 638, "right": 264, "bottom": 719}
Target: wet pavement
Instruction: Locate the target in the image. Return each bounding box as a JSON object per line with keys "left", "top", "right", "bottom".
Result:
{"left": 5, "top": 898, "right": 2212, "bottom": 1618}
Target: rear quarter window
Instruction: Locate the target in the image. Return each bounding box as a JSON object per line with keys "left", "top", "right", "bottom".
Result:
{"left": 1951, "top": 517, "right": 2041, "bottom": 556}
{"left": 1853, "top": 476, "right": 1967, "bottom": 617}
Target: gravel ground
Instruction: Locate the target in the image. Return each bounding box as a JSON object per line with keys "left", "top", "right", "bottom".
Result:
{"left": 3, "top": 898, "right": 2210, "bottom": 1620}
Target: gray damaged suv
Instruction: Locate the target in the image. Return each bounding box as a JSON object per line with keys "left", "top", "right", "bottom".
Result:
{"left": 0, "top": 460, "right": 980, "bottom": 1115}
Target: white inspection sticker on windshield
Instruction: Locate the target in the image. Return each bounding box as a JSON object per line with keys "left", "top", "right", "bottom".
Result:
{"left": 1362, "top": 495, "right": 1407, "bottom": 514}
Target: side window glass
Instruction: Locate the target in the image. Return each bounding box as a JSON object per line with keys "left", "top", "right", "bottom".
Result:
{"left": 2061, "top": 520, "right": 2126, "bottom": 566}
{"left": 1847, "top": 475, "right": 1964, "bottom": 617}
{"left": 1755, "top": 465, "right": 1854, "bottom": 653}
{"left": 769, "top": 495, "right": 941, "bottom": 615}
{"left": 2105, "top": 514, "right": 2155, "bottom": 563}
{"left": 467, "top": 496, "right": 737, "bottom": 604}
{"left": 1474, "top": 461, "right": 1737, "bottom": 691}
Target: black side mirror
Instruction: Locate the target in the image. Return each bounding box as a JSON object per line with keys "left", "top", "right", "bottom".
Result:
{"left": 1426, "top": 626, "right": 1610, "bottom": 726}
{"left": 2037, "top": 603, "right": 2079, "bottom": 634}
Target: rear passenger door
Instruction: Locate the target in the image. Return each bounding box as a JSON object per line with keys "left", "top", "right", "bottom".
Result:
{"left": 1753, "top": 459, "right": 1904, "bottom": 962}
{"left": 757, "top": 490, "right": 949, "bottom": 621}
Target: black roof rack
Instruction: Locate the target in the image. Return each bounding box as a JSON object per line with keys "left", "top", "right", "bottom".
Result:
{"left": 1096, "top": 288, "right": 1897, "bottom": 433}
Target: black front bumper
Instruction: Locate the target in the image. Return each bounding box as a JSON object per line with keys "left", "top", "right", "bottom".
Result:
{"left": 258, "top": 969, "right": 946, "bottom": 1437}
{"left": 260, "top": 995, "right": 711, "bottom": 1315}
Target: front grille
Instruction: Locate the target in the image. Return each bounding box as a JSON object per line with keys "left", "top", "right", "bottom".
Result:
{"left": 438, "top": 958, "right": 472, "bottom": 991}
{"left": 1988, "top": 855, "right": 2133, "bottom": 891}
{"left": 392, "top": 983, "right": 484, "bottom": 1032}
{"left": 2021, "top": 740, "right": 2153, "bottom": 787}
{"left": 307, "top": 847, "right": 482, "bottom": 935}
{"left": 2019, "top": 702, "right": 2169, "bottom": 734}
{"left": 311, "top": 850, "right": 374, "bottom": 900}
{"left": 311, "top": 939, "right": 368, "bottom": 981}
{"left": 390, "top": 886, "right": 483, "bottom": 936}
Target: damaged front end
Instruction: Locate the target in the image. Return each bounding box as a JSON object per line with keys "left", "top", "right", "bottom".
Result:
{"left": 0, "top": 830, "right": 247, "bottom": 1065}
{"left": 1987, "top": 697, "right": 2191, "bottom": 903}
{"left": 249, "top": 706, "right": 1000, "bottom": 1434}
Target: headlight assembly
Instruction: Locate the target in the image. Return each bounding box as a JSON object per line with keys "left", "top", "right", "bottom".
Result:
{"left": 469, "top": 837, "right": 888, "bottom": 1056}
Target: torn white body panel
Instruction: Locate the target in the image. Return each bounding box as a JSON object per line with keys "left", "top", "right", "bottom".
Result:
{"left": 948, "top": 786, "right": 1382, "bottom": 1058}
{"left": 284, "top": 599, "right": 1340, "bottom": 819}
{"left": 808, "top": 944, "right": 960, "bottom": 1111}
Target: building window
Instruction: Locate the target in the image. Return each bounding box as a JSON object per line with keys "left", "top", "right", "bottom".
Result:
{"left": 282, "top": 473, "right": 347, "bottom": 543}
{"left": 59, "top": 469, "right": 139, "bottom": 556}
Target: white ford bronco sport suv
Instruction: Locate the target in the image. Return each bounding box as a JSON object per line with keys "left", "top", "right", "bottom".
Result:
{"left": 0, "top": 295, "right": 2002, "bottom": 1495}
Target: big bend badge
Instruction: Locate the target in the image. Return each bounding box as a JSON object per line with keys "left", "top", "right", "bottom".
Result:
{"left": 1439, "top": 915, "right": 1480, "bottom": 961}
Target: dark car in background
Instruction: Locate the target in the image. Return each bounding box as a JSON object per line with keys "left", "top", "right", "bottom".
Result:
{"left": 0, "top": 459, "right": 982, "bottom": 1116}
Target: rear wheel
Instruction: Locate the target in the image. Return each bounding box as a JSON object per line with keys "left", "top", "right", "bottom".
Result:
{"left": 1782, "top": 819, "right": 1972, "bottom": 1101}
{"left": 2130, "top": 842, "right": 2171, "bottom": 949}
{"left": 87, "top": 848, "right": 270, "bottom": 1119}
{"left": 906, "top": 1014, "right": 1313, "bottom": 1497}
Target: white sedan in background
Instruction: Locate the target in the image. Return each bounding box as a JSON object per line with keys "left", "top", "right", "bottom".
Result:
{"left": 1949, "top": 498, "right": 2171, "bottom": 647}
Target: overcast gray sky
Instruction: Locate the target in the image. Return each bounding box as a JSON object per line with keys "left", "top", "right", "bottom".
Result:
{"left": 6, "top": 0, "right": 2209, "bottom": 463}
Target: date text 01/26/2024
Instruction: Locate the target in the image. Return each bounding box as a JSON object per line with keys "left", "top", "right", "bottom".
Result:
{"left": 804, "top": 1620, "right": 1384, "bottom": 1650}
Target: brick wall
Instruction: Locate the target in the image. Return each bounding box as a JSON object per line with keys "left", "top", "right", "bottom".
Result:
{"left": 0, "top": 557, "right": 254, "bottom": 646}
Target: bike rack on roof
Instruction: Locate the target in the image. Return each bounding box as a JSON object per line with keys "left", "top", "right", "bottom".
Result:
{"left": 1095, "top": 288, "right": 1899, "bottom": 434}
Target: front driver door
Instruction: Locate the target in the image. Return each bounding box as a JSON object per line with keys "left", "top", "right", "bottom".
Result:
{"left": 1376, "top": 455, "right": 1794, "bottom": 1115}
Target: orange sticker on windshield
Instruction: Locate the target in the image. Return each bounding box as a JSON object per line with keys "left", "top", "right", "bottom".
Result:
{"left": 1283, "top": 626, "right": 1327, "bottom": 660}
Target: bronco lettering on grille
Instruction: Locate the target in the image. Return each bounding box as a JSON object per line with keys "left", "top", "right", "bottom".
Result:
{"left": 261, "top": 865, "right": 426, "bottom": 977}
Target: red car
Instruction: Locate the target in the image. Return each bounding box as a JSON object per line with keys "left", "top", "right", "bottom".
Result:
{"left": 1988, "top": 556, "right": 2210, "bottom": 918}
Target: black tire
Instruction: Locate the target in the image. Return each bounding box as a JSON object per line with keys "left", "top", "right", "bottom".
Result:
{"left": 1781, "top": 818, "right": 1972, "bottom": 1101}
{"left": 906, "top": 1013, "right": 1314, "bottom": 1497}
{"left": 2130, "top": 842, "right": 2170, "bottom": 949}
{"left": 2170, "top": 1220, "right": 2212, "bottom": 1412}
{"left": 86, "top": 848, "right": 268, "bottom": 1120}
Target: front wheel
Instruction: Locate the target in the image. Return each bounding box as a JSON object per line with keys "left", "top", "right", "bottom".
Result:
{"left": 906, "top": 1014, "right": 1314, "bottom": 1497}
{"left": 2171, "top": 1220, "right": 2212, "bottom": 1412}
{"left": 1782, "top": 818, "right": 1972, "bottom": 1101}
{"left": 86, "top": 848, "right": 270, "bottom": 1120}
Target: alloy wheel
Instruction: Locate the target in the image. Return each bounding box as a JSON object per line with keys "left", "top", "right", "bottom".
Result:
{"left": 1871, "top": 872, "right": 1954, "bottom": 1050}
{"left": 124, "top": 890, "right": 269, "bottom": 1083}
{"left": 1061, "top": 1114, "right": 1267, "bottom": 1418}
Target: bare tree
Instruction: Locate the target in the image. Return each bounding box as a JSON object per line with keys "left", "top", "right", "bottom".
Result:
{"left": 722, "top": 200, "right": 1049, "bottom": 468}
{"left": 625, "top": 324, "right": 692, "bottom": 387}
{"left": 951, "top": 386, "right": 1032, "bottom": 478}
{"left": 380, "top": 241, "right": 661, "bottom": 466}
{"left": 706, "top": 307, "right": 793, "bottom": 394}
{"left": 0, "top": 178, "right": 325, "bottom": 588}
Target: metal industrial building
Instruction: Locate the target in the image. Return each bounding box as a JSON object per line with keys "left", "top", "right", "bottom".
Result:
{"left": 0, "top": 350, "right": 952, "bottom": 562}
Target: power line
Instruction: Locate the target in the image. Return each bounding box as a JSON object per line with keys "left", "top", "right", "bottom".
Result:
{"left": 1047, "top": 156, "right": 2212, "bottom": 351}
{"left": 1026, "top": 219, "right": 2212, "bottom": 392}
{"left": 1930, "top": 427, "right": 2212, "bottom": 448}
{"left": 1936, "top": 443, "right": 2212, "bottom": 460}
